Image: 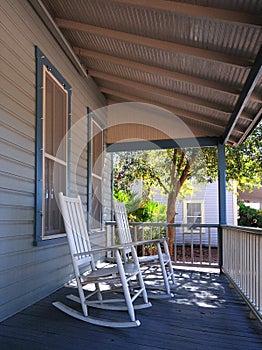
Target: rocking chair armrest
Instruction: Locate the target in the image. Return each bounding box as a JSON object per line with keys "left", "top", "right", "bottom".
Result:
{"left": 73, "top": 242, "right": 136, "bottom": 257}
{"left": 130, "top": 237, "right": 168, "bottom": 246}
{"left": 72, "top": 238, "right": 169, "bottom": 258}
{"left": 103, "top": 237, "right": 168, "bottom": 249}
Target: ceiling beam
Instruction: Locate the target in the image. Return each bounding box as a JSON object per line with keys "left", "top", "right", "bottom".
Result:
{"left": 104, "top": 88, "right": 226, "bottom": 131}
{"left": 90, "top": 69, "right": 233, "bottom": 113}
{"left": 74, "top": 47, "right": 242, "bottom": 95}
{"left": 222, "top": 46, "right": 262, "bottom": 144}
{"left": 251, "top": 90, "right": 262, "bottom": 102}
{"left": 107, "top": 137, "right": 220, "bottom": 152}
{"left": 56, "top": 18, "right": 251, "bottom": 66}
{"left": 237, "top": 106, "right": 262, "bottom": 145}
{"left": 113, "top": 0, "right": 262, "bottom": 26}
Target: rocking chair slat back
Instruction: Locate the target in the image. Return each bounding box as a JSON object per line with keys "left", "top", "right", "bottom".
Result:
{"left": 113, "top": 201, "right": 176, "bottom": 299}
{"left": 59, "top": 193, "right": 94, "bottom": 269}
{"left": 113, "top": 201, "right": 133, "bottom": 255}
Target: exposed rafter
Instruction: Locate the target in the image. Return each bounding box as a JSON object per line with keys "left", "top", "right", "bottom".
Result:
{"left": 74, "top": 47, "right": 242, "bottom": 95}
{"left": 90, "top": 69, "right": 233, "bottom": 113}
{"left": 103, "top": 87, "right": 226, "bottom": 131}
{"left": 222, "top": 46, "right": 262, "bottom": 144}
{"left": 237, "top": 106, "right": 262, "bottom": 145}
{"left": 113, "top": 0, "right": 262, "bottom": 26}
{"left": 56, "top": 18, "right": 251, "bottom": 66}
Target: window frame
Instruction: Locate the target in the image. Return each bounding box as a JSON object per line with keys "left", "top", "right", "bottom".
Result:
{"left": 34, "top": 47, "right": 71, "bottom": 246}
{"left": 183, "top": 200, "right": 205, "bottom": 233}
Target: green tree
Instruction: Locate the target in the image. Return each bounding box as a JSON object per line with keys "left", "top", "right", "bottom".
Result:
{"left": 114, "top": 123, "right": 262, "bottom": 256}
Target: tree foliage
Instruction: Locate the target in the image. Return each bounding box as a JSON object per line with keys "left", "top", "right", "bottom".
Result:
{"left": 113, "top": 123, "right": 262, "bottom": 256}
{"left": 238, "top": 202, "right": 262, "bottom": 228}
{"left": 114, "top": 122, "right": 262, "bottom": 196}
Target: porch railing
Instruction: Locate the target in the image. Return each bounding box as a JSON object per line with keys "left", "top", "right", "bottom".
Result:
{"left": 106, "top": 221, "right": 262, "bottom": 321}
{"left": 106, "top": 221, "right": 220, "bottom": 268}
{"left": 222, "top": 226, "right": 262, "bottom": 322}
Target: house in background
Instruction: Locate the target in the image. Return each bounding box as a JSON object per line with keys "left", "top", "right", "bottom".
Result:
{"left": 153, "top": 181, "right": 238, "bottom": 246}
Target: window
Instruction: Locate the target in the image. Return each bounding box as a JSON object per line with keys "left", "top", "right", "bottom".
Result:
{"left": 34, "top": 47, "right": 71, "bottom": 245}
{"left": 183, "top": 200, "right": 204, "bottom": 231}
{"left": 88, "top": 115, "right": 104, "bottom": 231}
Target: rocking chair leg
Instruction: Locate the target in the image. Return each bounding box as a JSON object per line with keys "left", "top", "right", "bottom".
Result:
{"left": 76, "top": 276, "right": 88, "bottom": 317}
{"left": 131, "top": 246, "right": 149, "bottom": 304}
{"left": 163, "top": 240, "right": 176, "bottom": 286}
{"left": 157, "top": 242, "right": 171, "bottom": 295}
{"left": 115, "top": 250, "right": 136, "bottom": 322}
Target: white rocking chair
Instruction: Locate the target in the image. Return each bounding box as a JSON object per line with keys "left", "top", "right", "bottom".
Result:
{"left": 113, "top": 201, "right": 176, "bottom": 299}
{"left": 52, "top": 193, "right": 152, "bottom": 328}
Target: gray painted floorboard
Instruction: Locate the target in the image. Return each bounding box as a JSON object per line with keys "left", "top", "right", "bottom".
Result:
{"left": 1, "top": 270, "right": 261, "bottom": 350}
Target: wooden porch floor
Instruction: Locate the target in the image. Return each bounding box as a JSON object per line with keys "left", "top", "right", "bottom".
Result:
{"left": 1, "top": 269, "right": 261, "bottom": 350}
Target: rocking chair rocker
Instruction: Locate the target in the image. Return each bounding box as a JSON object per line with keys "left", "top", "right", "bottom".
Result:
{"left": 52, "top": 193, "right": 151, "bottom": 328}
{"left": 113, "top": 201, "right": 176, "bottom": 299}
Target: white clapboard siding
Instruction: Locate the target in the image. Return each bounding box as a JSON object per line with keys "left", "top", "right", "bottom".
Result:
{"left": 0, "top": 0, "right": 108, "bottom": 322}
{"left": 174, "top": 181, "right": 236, "bottom": 246}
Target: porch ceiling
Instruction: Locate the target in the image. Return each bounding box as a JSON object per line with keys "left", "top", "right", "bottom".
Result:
{"left": 30, "top": 0, "right": 261, "bottom": 146}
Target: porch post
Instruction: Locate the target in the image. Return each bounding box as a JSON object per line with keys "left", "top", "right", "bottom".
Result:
{"left": 218, "top": 143, "right": 227, "bottom": 225}
{"left": 218, "top": 142, "right": 227, "bottom": 271}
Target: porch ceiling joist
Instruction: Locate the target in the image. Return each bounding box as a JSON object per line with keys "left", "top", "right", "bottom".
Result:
{"left": 55, "top": 18, "right": 251, "bottom": 66}
{"left": 222, "top": 46, "right": 262, "bottom": 144}
{"left": 238, "top": 106, "right": 262, "bottom": 145}
{"left": 105, "top": 89, "right": 226, "bottom": 131}
{"left": 89, "top": 69, "right": 233, "bottom": 114}
{"left": 75, "top": 47, "right": 241, "bottom": 96}
{"left": 113, "top": 0, "right": 262, "bottom": 26}
{"left": 77, "top": 47, "right": 261, "bottom": 104}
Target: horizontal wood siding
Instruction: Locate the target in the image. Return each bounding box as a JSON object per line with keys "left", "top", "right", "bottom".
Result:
{"left": 174, "top": 181, "right": 236, "bottom": 246}
{"left": 0, "top": 0, "right": 106, "bottom": 321}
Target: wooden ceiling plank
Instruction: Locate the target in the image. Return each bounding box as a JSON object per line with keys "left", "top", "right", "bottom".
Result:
{"left": 89, "top": 69, "right": 233, "bottom": 113}
{"left": 75, "top": 47, "right": 242, "bottom": 95}
{"left": 112, "top": 0, "right": 261, "bottom": 26}
{"left": 102, "top": 87, "right": 226, "bottom": 130}
{"left": 56, "top": 18, "right": 251, "bottom": 66}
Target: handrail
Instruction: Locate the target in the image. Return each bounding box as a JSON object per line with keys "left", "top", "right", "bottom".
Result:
{"left": 106, "top": 221, "right": 219, "bottom": 228}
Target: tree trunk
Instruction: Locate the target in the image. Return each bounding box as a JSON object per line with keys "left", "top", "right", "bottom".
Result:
{"left": 166, "top": 191, "right": 177, "bottom": 259}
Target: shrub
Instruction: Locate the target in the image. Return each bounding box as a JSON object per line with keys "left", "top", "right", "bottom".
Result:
{"left": 238, "top": 202, "right": 262, "bottom": 227}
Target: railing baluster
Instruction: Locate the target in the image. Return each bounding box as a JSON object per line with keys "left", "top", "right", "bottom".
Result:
{"left": 190, "top": 227, "right": 194, "bottom": 264}
{"left": 173, "top": 226, "right": 177, "bottom": 263}
{"left": 208, "top": 227, "right": 211, "bottom": 265}
{"left": 222, "top": 226, "right": 262, "bottom": 322}
{"left": 182, "top": 229, "right": 186, "bottom": 263}
{"left": 142, "top": 226, "right": 145, "bottom": 256}
{"left": 199, "top": 227, "right": 203, "bottom": 264}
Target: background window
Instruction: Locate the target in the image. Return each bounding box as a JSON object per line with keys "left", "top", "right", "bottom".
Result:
{"left": 183, "top": 200, "right": 204, "bottom": 231}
